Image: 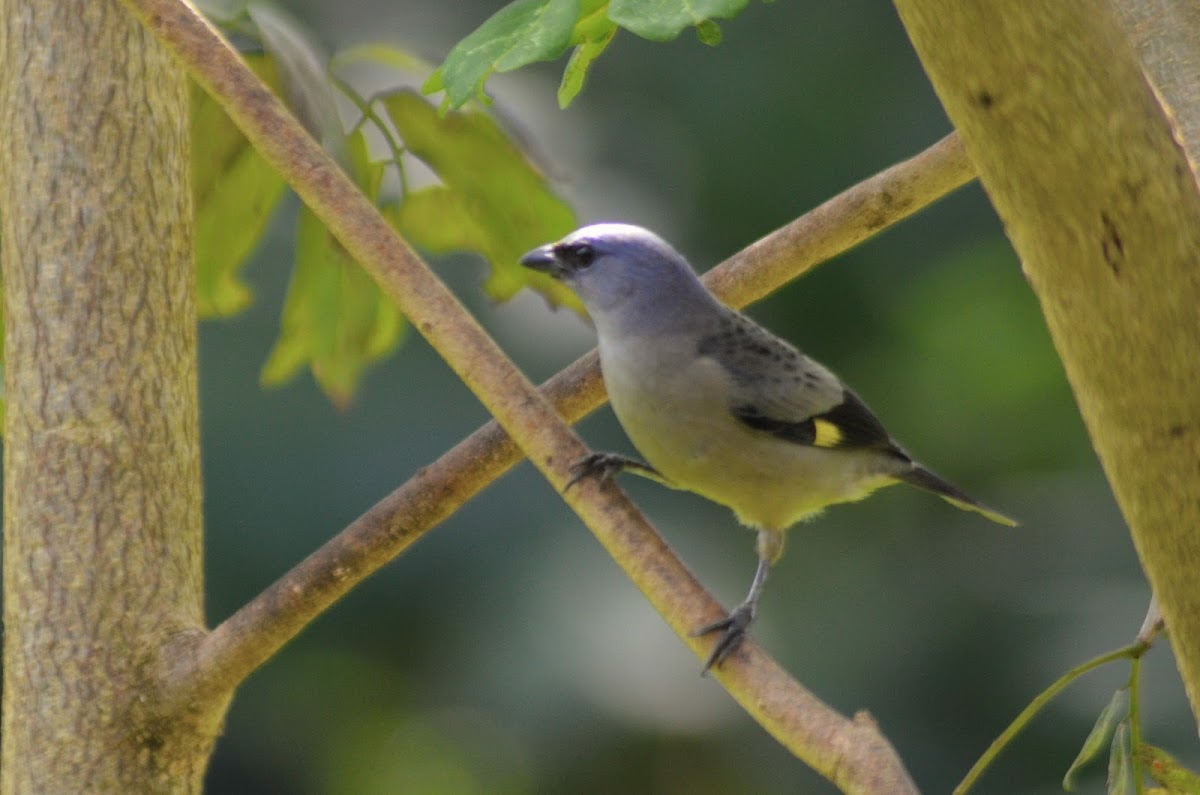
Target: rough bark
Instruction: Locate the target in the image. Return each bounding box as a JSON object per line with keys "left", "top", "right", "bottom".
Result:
{"left": 1114, "top": 0, "right": 1200, "bottom": 149}
{"left": 0, "top": 0, "right": 225, "bottom": 791}
{"left": 894, "top": 1, "right": 1200, "bottom": 722}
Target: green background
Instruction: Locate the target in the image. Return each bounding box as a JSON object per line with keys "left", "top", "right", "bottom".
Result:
{"left": 194, "top": 1, "right": 1192, "bottom": 792}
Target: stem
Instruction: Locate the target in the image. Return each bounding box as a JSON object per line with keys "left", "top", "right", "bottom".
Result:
{"left": 328, "top": 74, "right": 410, "bottom": 193}
{"left": 954, "top": 642, "right": 1145, "bottom": 795}
{"left": 1129, "top": 650, "right": 1147, "bottom": 795}
{"left": 180, "top": 129, "right": 976, "bottom": 702}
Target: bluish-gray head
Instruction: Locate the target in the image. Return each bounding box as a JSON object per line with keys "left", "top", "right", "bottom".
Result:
{"left": 520, "top": 224, "right": 717, "bottom": 328}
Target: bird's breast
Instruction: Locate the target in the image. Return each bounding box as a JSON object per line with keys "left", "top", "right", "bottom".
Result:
{"left": 597, "top": 333, "right": 897, "bottom": 530}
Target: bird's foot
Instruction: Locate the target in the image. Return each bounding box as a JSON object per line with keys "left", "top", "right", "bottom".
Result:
{"left": 692, "top": 602, "right": 757, "bottom": 675}
{"left": 566, "top": 452, "right": 660, "bottom": 490}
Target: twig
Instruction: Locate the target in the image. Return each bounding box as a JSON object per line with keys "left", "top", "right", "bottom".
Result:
{"left": 179, "top": 130, "right": 974, "bottom": 708}
{"left": 953, "top": 642, "right": 1148, "bottom": 795}
{"left": 704, "top": 131, "right": 972, "bottom": 308}
{"left": 1137, "top": 596, "right": 1164, "bottom": 646}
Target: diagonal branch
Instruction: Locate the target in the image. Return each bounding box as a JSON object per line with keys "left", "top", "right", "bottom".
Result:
{"left": 184, "top": 131, "right": 971, "bottom": 700}
{"left": 125, "top": 0, "right": 971, "bottom": 791}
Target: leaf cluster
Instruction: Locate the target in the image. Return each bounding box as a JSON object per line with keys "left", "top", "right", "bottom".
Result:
{"left": 426, "top": 0, "right": 768, "bottom": 109}
{"left": 191, "top": 4, "right": 582, "bottom": 405}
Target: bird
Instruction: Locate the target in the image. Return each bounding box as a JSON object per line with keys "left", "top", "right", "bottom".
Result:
{"left": 520, "top": 223, "right": 1015, "bottom": 673}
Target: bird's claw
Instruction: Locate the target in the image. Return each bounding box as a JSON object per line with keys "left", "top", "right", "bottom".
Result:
{"left": 565, "top": 452, "right": 655, "bottom": 491}
{"left": 693, "top": 603, "right": 757, "bottom": 675}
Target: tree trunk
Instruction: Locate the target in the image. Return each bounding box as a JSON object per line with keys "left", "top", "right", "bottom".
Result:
{"left": 0, "top": 0, "right": 224, "bottom": 790}
{"left": 894, "top": 0, "right": 1200, "bottom": 722}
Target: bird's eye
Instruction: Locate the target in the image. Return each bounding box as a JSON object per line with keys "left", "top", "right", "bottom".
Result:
{"left": 572, "top": 243, "right": 596, "bottom": 266}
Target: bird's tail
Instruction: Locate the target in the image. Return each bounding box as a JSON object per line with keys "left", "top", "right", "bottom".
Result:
{"left": 896, "top": 465, "right": 1017, "bottom": 527}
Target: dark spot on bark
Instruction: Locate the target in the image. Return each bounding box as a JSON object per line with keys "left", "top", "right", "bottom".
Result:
{"left": 1121, "top": 178, "right": 1147, "bottom": 205}
{"left": 1100, "top": 211, "right": 1124, "bottom": 276}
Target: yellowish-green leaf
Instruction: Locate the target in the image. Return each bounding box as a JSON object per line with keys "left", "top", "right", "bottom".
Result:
{"left": 558, "top": 23, "right": 617, "bottom": 107}
{"left": 1108, "top": 721, "right": 1132, "bottom": 795}
{"left": 1064, "top": 689, "right": 1128, "bottom": 791}
{"left": 345, "top": 125, "right": 387, "bottom": 204}
{"left": 262, "top": 130, "right": 404, "bottom": 405}
{"left": 261, "top": 203, "right": 405, "bottom": 407}
{"left": 695, "top": 19, "right": 723, "bottom": 45}
{"left": 383, "top": 90, "right": 582, "bottom": 312}
{"left": 191, "top": 52, "right": 287, "bottom": 317}
{"left": 1139, "top": 745, "right": 1200, "bottom": 794}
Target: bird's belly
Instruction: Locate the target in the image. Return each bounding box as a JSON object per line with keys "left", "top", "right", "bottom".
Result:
{"left": 607, "top": 365, "right": 895, "bottom": 530}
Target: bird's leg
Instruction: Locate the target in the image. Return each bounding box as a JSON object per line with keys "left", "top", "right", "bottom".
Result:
{"left": 566, "top": 451, "right": 664, "bottom": 490}
{"left": 693, "top": 528, "right": 784, "bottom": 674}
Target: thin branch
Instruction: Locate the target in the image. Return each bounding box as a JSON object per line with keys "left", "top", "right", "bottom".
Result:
{"left": 327, "top": 75, "right": 411, "bottom": 194}
{"left": 124, "top": 1, "right": 974, "bottom": 790}
{"left": 1137, "top": 596, "right": 1165, "bottom": 646}
{"left": 705, "top": 131, "right": 972, "bottom": 308}
{"left": 180, "top": 131, "right": 973, "bottom": 707}
{"left": 953, "top": 641, "right": 1148, "bottom": 795}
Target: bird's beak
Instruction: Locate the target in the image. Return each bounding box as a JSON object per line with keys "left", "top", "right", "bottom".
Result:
{"left": 519, "top": 244, "right": 563, "bottom": 278}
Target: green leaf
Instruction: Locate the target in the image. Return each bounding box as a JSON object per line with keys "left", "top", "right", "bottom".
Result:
{"left": 1107, "top": 721, "right": 1133, "bottom": 795}
{"left": 261, "top": 205, "right": 404, "bottom": 406}
{"left": 1063, "top": 689, "right": 1128, "bottom": 790}
{"left": 608, "top": 0, "right": 749, "bottom": 42}
{"left": 425, "top": 0, "right": 580, "bottom": 110}
{"left": 428, "top": 0, "right": 764, "bottom": 110}
{"left": 558, "top": 20, "right": 618, "bottom": 107}
{"left": 191, "top": 52, "right": 288, "bottom": 317}
{"left": 262, "top": 130, "right": 404, "bottom": 406}
{"left": 1139, "top": 745, "right": 1200, "bottom": 794}
{"left": 345, "top": 124, "right": 387, "bottom": 205}
{"left": 383, "top": 90, "right": 582, "bottom": 311}
{"left": 695, "top": 19, "right": 723, "bottom": 45}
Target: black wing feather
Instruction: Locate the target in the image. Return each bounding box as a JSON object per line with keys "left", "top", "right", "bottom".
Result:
{"left": 731, "top": 404, "right": 817, "bottom": 445}
{"left": 818, "top": 390, "right": 896, "bottom": 451}
{"left": 734, "top": 388, "right": 907, "bottom": 457}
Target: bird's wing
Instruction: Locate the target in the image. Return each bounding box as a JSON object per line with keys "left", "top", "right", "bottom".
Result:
{"left": 699, "top": 311, "right": 903, "bottom": 454}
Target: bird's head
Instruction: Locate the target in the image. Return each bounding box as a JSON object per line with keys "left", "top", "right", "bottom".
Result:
{"left": 520, "top": 224, "right": 714, "bottom": 325}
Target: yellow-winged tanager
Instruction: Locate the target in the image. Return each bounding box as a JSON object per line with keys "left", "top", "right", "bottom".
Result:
{"left": 521, "top": 223, "right": 1015, "bottom": 672}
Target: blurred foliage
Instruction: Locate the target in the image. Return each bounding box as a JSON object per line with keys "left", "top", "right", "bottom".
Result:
{"left": 1064, "top": 688, "right": 1128, "bottom": 790}
{"left": 259, "top": 130, "right": 405, "bottom": 405}
{"left": 384, "top": 90, "right": 580, "bottom": 308}
{"left": 187, "top": 4, "right": 580, "bottom": 404}
{"left": 192, "top": 52, "right": 289, "bottom": 317}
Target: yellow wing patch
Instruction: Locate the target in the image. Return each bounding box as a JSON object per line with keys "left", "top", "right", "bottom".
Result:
{"left": 812, "top": 418, "right": 844, "bottom": 448}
